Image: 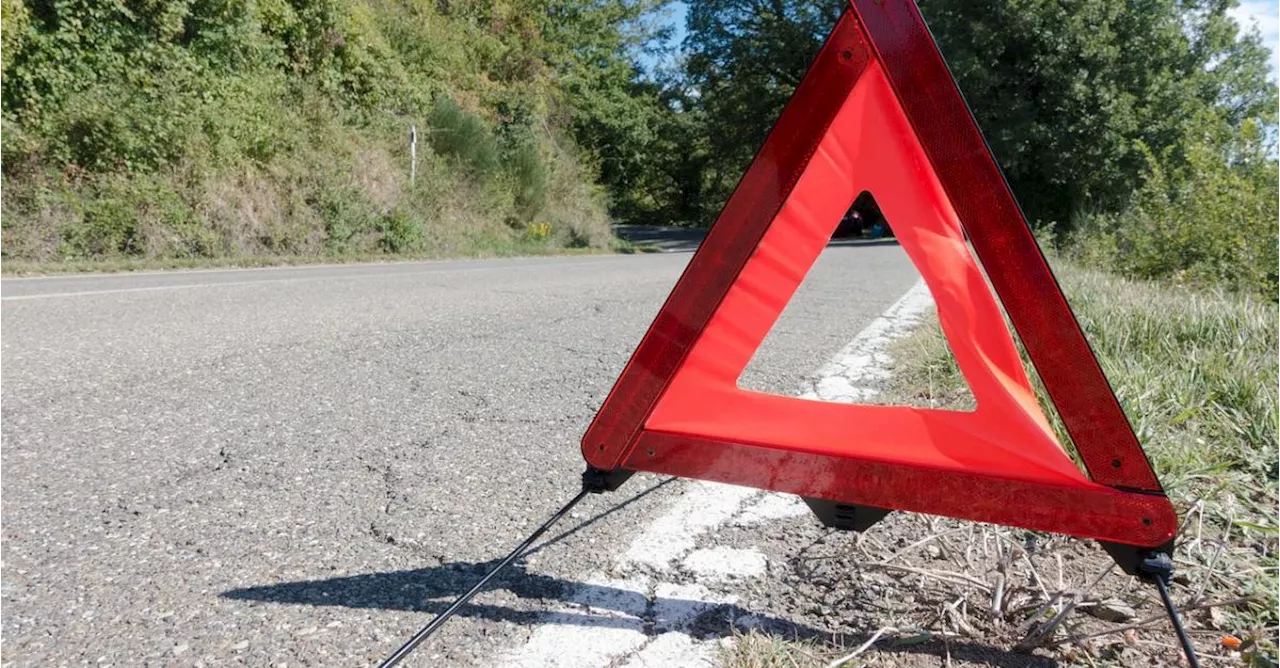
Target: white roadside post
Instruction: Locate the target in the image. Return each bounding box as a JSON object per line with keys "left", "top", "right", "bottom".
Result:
{"left": 409, "top": 123, "right": 417, "bottom": 186}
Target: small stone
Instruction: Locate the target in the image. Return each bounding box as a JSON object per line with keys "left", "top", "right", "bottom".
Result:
{"left": 1206, "top": 605, "right": 1227, "bottom": 630}
{"left": 1086, "top": 598, "right": 1137, "bottom": 622}
{"left": 231, "top": 641, "right": 249, "bottom": 651}
{"left": 925, "top": 545, "right": 942, "bottom": 559}
{"left": 173, "top": 644, "right": 190, "bottom": 656}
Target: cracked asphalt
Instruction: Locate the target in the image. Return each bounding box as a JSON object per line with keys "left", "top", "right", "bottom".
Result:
{"left": 1, "top": 242, "right": 917, "bottom": 666}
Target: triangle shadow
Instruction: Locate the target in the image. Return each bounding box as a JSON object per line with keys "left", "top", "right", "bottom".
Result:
{"left": 219, "top": 560, "right": 1056, "bottom": 667}
{"left": 219, "top": 476, "right": 1057, "bottom": 667}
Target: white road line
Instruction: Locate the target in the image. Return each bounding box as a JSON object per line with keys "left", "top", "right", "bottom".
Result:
{"left": 500, "top": 280, "right": 935, "bottom": 667}
{"left": 0, "top": 253, "right": 617, "bottom": 283}
{"left": 0, "top": 258, "right": 633, "bottom": 301}
{"left": 0, "top": 279, "right": 296, "bottom": 301}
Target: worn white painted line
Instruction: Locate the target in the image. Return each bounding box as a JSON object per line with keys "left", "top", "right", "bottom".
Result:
{"left": 617, "top": 632, "right": 718, "bottom": 668}
{"left": 799, "top": 280, "right": 935, "bottom": 403}
{"left": 0, "top": 280, "right": 293, "bottom": 301}
{"left": 681, "top": 547, "right": 768, "bottom": 581}
{"left": 500, "top": 279, "right": 935, "bottom": 667}
{"left": 622, "top": 482, "right": 759, "bottom": 570}
{"left": 730, "top": 493, "right": 810, "bottom": 527}
{"left": 0, "top": 257, "right": 631, "bottom": 301}
{"left": 502, "top": 576, "right": 651, "bottom": 668}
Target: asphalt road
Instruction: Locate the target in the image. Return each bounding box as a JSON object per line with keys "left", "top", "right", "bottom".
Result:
{"left": 1, "top": 241, "right": 918, "bottom": 666}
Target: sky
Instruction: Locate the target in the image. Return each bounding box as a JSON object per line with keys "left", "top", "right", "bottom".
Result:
{"left": 1230, "top": 0, "right": 1280, "bottom": 78}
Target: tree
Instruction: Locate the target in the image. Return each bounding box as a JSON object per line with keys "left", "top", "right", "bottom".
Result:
{"left": 919, "top": 0, "right": 1277, "bottom": 227}
{"left": 675, "top": 0, "right": 1278, "bottom": 229}
{"left": 526, "top": 0, "right": 682, "bottom": 222}
{"left": 683, "top": 0, "right": 838, "bottom": 210}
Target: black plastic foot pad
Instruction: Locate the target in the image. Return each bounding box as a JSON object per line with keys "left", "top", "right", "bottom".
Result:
{"left": 802, "top": 497, "right": 891, "bottom": 532}
{"left": 1100, "top": 539, "right": 1176, "bottom": 576}
{"left": 582, "top": 468, "right": 633, "bottom": 493}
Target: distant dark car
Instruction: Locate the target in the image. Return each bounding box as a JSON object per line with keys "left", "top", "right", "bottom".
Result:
{"left": 833, "top": 210, "right": 866, "bottom": 238}
{"left": 832, "top": 192, "right": 893, "bottom": 239}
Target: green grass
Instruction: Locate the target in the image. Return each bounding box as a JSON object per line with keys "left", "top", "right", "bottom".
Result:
{"left": 889, "top": 262, "right": 1277, "bottom": 535}
{"left": 718, "top": 629, "right": 844, "bottom": 668}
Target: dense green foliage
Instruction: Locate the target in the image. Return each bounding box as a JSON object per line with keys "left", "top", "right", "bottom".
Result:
{"left": 1065, "top": 122, "right": 1279, "bottom": 295}
{"left": 1, "top": 0, "right": 666, "bottom": 258}
{"left": 922, "top": 0, "right": 1275, "bottom": 225}
{"left": 665, "top": 0, "right": 1276, "bottom": 222}
{"left": 659, "top": 0, "right": 1278, "bottom": 296}
{"left": 680, "top": 0, "right": 834, "bottom": 214}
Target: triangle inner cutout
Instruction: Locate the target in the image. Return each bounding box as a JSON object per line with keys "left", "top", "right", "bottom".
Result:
{"left": 736, "top": 190, "right": 977, "bottom": 412}
{"left": 642, "top": 60, "right": 1090, "bottom": 490}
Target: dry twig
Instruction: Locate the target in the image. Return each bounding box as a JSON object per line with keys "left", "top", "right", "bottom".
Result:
{"left": 880, "top": 528, "right": 962, "bottom": 564}
{"left": 862, "top": 562, "right": 992, "bottom": 592}
{"left": 824, "top": 626, "right": 897, "bottom": 668}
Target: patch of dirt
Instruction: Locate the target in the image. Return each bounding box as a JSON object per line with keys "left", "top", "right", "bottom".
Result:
{"left": 704, "top": 507, "right": 1257, "bottom": 667}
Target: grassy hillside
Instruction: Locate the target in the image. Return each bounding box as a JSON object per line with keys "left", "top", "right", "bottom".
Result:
{"left": 0, "top": 0, "right": 653, "bottom": 263}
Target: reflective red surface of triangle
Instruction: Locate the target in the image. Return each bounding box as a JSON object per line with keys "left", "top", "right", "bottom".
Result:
{"left": 582, "top": 1, "right": 1176, "bottom": 548}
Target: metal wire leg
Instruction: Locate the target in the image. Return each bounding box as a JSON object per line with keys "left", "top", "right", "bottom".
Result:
{"left": 377, "top": 487, "right": 592, "bottom": 668}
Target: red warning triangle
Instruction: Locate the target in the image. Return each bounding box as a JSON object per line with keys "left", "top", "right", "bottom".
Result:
{"left": 582, "top": 0, "right": 1176, "bottom": 550}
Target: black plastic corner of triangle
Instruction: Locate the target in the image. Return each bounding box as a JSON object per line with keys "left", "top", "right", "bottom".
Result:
{"left": 1099, "top": 539, "right": 1177, "bottom": 577}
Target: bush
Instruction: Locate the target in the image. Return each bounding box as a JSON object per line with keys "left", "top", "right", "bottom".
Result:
{"left": 319, "top": 185, "right": 380, "bottom": 253}
{"left": 541, "top": 136, "right": 613, "bottom": 249}
{"left": 1064, "top": 132, "right": 1279, "bottom": 298}
{"left": 508, "top": 141, "right": 547, "bottom": 224}
{"left": 45, "top": 172, "right": 218, "bottom": 259}
{"left": 377, "top": 209, "right": 423, "bottom": 253}
{"left": 54, "top": 79, "right": 199, "bottom": 172}
{"left": 70, "top": 193, "right": 139, "bottom": 257}
{"left": 427, "top": 97, "right": 500, "bottom": 179}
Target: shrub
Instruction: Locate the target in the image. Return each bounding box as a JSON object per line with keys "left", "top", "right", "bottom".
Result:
{"left": 67, "top": 193, "right": 139, "bottom": 257}
{"left": 508, "top": 141, "right": 547, "bottom": 223}
{"left": 377, "top": 209, "right": 423, "bottom": 253}
{"left": 1065, "top": 132, "right": 1279, "bottom": 298}
{"left": 427, "top": 97, "right": 500, "bottom": 179}
{"left": 1, "top": 0, "right": 27, "bottom": 65}
{"left": 319, "top": 185, "right": 380, "bottom": 253}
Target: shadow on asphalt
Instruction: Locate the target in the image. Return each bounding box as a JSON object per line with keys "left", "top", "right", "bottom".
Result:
{"left": 223, "top": 476, "right": 1053, "bottom": 668}
{"left": 826, "top": 237, "right": 901, "bottom": 249}
{"left": 613, "top": 224, "right": 902, "bottom": 255}
{"left": 224, "top": 565, "right": 1052, "bottom": 667}
{"left": 613, "top": 224, "right": 707, "bottom": 253}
